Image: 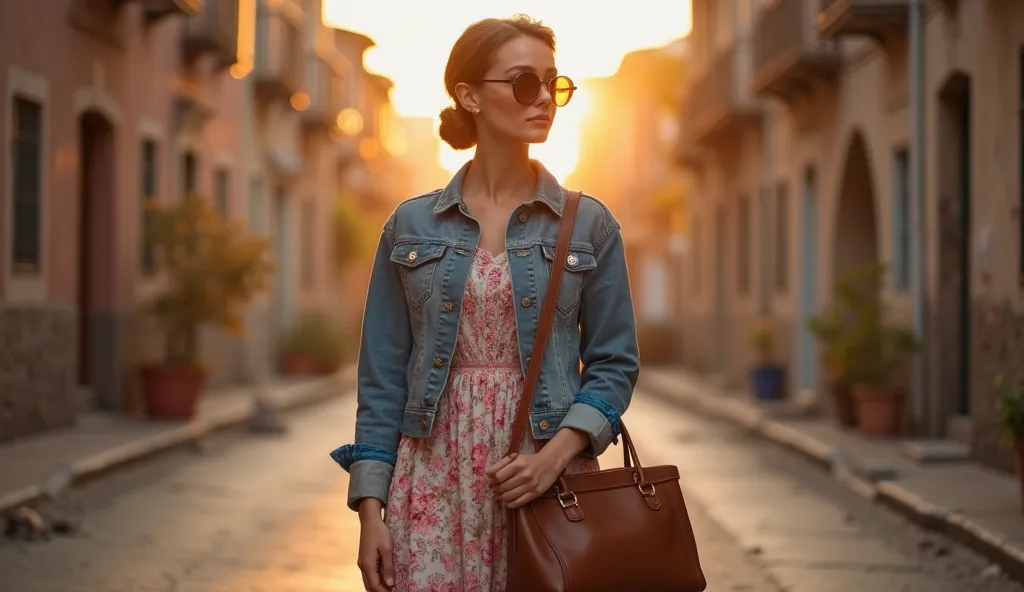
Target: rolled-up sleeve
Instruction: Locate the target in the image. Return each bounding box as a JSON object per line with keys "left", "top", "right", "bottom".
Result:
{"left": 559, "top": 212, "right": 639, "bottom": 457}
{"left": 329, "top": 215, "right": 412, "bottom": 511}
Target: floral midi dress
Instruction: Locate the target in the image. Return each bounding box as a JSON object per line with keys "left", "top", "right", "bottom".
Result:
{"left": 384, "top": 249, "right": 600, "bottom": 591}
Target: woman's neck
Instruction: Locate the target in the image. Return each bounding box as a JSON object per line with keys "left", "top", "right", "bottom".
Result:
{"left": 462, "top": 140, "right": 536, "bottom": 206}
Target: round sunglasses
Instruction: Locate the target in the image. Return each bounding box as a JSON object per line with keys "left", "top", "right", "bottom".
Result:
{"left": 471, "top": 72, "right": 577, "bottom": 107}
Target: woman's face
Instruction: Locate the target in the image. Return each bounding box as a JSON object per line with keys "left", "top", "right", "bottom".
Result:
{"left": 460, "top": 36, "right": 559, "bottom": 146}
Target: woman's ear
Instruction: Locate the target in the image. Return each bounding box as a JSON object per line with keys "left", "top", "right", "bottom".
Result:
{"left": 454, "top": 82, "right": 481, "bottom": 114}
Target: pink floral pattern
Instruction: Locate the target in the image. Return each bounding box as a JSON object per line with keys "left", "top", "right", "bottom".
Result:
{"left": 385, "top": 249, "right": 599, "bottom": 591}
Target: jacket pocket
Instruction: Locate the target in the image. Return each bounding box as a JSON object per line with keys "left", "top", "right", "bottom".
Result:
{"left": 391, "top": 241, "right": 448, "bottom": 309}
{"left": 542, "top": 245, "right": 597, "bottom": 317}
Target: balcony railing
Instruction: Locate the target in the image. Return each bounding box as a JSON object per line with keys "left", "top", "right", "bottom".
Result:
{"left": 817, "top": 0, "right": 909, "bottom": 39}
{"left": 181, "top": 0, "right": 239, "bottom": 69}
{"left": 254, "top": 8, "right": 303, "bottom": 103}
{"left": 680, "top": 39, "right": 761, "bottom": 148}
{"left": 302, "top": 56, "right": 341, "bottom": 131}
{"left": 114, "top": 0, "right": 202, "bottom": 23}
{"left": 753, "top": 0, "right": 840, "bottom": 100}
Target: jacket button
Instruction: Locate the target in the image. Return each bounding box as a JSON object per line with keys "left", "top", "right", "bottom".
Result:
{"left": 567, "top": 254, "right": 579, "bottom": 267}
{"left": 521, "top": 297, "right": 533, "bottom": 308}
{"left": 539, "top": 420, "right": 550, "bottom": 431}
{"left": 419, "top": 419, "right": 428, "bottom": 430}
{"left": 432, "top": 357, "right": 444, "bottom": 367}
{"left": 407, "top": 250, "right": 418, "bottom": 262}
{"left": 443, "top": 302, "right": 454, "bottom": 311}
{"left": 518, "top": 212, "right": 530, "bottom": 223}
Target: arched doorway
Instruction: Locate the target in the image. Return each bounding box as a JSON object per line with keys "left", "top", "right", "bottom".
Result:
{"left": 78, "top": 111, "right": 116, "bottom": 408}
{"left": 832, "top": 132, "right": 880, "bottom": 281}
{"left": 936, "top": 71, "right": 972, "bottom": 424}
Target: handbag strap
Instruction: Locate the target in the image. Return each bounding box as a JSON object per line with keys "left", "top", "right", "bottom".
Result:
{"left": 505, "top": 190, "right": 582, "bottom": 458}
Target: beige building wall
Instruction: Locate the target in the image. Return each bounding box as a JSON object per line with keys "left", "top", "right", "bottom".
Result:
{"left": 679, "top": 0, "right": 1024, "bottom": 470}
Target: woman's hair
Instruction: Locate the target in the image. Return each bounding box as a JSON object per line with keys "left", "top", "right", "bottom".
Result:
{"left": 438, "top": 15, "right": 556, "bottom": 150}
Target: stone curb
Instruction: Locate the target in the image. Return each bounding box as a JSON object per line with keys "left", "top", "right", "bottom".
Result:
{"left": 0, "top": 368, "right": 356, "bottom": 516}
{"left": 641, "top": 373, "right": 1024, "bottom": 582}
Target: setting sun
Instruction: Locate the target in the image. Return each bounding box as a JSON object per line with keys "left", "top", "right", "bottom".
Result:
{"left": 322, "top": 1, "right": 691, "bottom": 179}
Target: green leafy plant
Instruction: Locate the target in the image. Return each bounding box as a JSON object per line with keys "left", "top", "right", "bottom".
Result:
{"left": 808, "top": 263, "right": 920, "bottom": 386}
{"left": 750, "top": 317, "right": 775, "bottom": 363}
{"left": 145, "top": 194, "right": 275, "bottom": 366}
{"left": 282, "top": 311, "right": 354, "bottom": 372}
{"left": 996, "top": 374, "right": 1024, "bottom": 440}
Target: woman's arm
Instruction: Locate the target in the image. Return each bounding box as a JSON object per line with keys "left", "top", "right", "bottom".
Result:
{"left": 330, "top": 214, "right": 413, "bottom": 511}
{"left": 557, "top": 210, "right": 640, "bottom": 457}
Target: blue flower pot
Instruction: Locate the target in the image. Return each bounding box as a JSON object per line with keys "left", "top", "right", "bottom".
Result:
{"left": 750, "top": 364, "right": 785, "bottom": 401}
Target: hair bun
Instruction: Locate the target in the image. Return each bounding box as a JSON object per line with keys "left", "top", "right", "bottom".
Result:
{"left": 438, "top": 105, "right": 477, "bottom": 150}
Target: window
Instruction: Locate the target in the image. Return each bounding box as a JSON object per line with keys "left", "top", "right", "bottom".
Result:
{"left": 11, "top": 97, "right": 43, "bottom": 275}
{"left": 301, "top": 200, "right": 315, "bottom": 289}
{"left": 214, "top": 168, "right": 229, "bottom": 220}
{"left": 249, "top": 177, "right": 263, "bottom": 234}
{"left": 737, "top": 194, "right": 750, "bottom": 295}
{"left": 182, "top": 151, "right": 197, "bottom": 195}
{"left": 1019, "top": 48, "right": 1024, "bottom": 280}
{"left": 140, "top": 140, "right": 158, "bottom": 275}
{"left": 775, "top": 182, "right": 789, "bottom": 292}
{"left": 892, "top": 148, "right": 910, "bottom": 291}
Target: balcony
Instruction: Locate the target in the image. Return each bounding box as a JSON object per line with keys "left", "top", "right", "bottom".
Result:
{"left": 113, "top": 0, "right": 202, "bottom": 23}
{"left": 302, "top": 56, "right": 343, "bottom": 132}
{"left": 680, "top": 40, "right": 761, "bottom": 148}
{"left": 753, "top": 0, "right": 841, "bottom": 101}
{"left": 254, "top": 8, "right": 304, "bottom": 103}
{"left": 181, "top": 0, "right": 239, "bottom": 69}
{"left": 817, "top": 0, "right": 908, "bottom": 40}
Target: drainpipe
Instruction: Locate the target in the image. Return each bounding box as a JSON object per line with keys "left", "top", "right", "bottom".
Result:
{"left": 908, "top": 0, "right": 926, "bottom": 428}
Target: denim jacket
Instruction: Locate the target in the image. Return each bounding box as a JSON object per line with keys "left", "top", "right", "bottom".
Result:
{"left": 330, "top": 160, "right": 640, "bottom": 510}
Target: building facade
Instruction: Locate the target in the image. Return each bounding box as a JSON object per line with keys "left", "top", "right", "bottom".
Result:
{"left": 568, "top": 40, "right": 690, "bottom": 363}
{"left": 678, "top": 0, "right": 1024, "bottom": 469}
{"left": 0, "top": 0, "right": 393, "bottom": 443}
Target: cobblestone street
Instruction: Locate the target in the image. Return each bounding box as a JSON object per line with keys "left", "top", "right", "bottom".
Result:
{"left": 1, "top": 391, "right": 1020, "bottom": 591}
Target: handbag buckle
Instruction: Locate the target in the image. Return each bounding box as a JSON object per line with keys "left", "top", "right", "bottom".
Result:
{"left": 557, "top": 491, "right": 578, "bottom": 508}
{"left": 556, "top": 489, "right": 585, "bottom": 521}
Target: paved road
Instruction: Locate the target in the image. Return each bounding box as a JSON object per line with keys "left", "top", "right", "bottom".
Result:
{"left": 0, "top": 391, "right": 1019, "bottom": 591}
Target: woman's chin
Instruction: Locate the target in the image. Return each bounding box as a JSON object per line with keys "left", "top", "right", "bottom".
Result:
{"left": 522, "top": 130, "right": 552, "bottom": 144}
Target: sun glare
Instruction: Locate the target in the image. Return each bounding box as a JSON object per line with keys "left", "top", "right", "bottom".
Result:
{"left": 323, "top": 0, "right": 692, "bottom": 178}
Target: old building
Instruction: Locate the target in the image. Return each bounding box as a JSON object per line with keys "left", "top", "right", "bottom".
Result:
{"left": 568, "top": 40, "right": 690, "bottom": 363}
{"left": 678, "top": 0, "right": 1024, "bottom": 470}
{"left": 0, "top": 0, "right": 384, "bottom": 443}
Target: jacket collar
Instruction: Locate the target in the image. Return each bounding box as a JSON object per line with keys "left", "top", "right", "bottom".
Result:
{"left": 433, "top": 159, "right": 565, "bottom": 216}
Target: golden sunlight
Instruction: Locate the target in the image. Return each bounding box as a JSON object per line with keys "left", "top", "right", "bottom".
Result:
{"left": 322, "top": 1, "right": 692, "bottom": 179}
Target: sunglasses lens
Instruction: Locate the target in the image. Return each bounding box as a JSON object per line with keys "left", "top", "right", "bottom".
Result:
{"left": 552, "top": 76, "right": 574, "bottom": 107}
{"left": 512, "top": 72, "right": 541, "bottom": 104}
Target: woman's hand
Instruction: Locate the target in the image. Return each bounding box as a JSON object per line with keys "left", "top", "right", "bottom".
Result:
{"left": 486, "top": 428, "right": 590, "bottom": 508}
{"left": 357, "top": 499, "right": 394, "bottom": 591}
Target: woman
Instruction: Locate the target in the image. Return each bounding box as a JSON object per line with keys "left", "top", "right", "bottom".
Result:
{"left": 331, "top": 15, "right": 639, "bottom": 592}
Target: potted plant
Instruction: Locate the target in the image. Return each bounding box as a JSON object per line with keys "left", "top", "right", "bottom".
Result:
{"left": 749, "top": 317, "right": 784, "bottom": 401}
{"left": 280, "top": 311, "right": 348, "bottom": 375}
{"left": 140, "top": 194, "right": 274, "bottom": 419}
{"left": 808, "top": 294, "right": 854, "bottom": 427}
{"left": 996, "top": 374, "right": 1024, "bottom": 510}
{"left": 838, "top": 264, "right": 920, "bottom": 436}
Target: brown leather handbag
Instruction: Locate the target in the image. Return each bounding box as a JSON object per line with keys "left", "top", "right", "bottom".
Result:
{"left": 505, "top": 190, "right": 708, "bottom": 592}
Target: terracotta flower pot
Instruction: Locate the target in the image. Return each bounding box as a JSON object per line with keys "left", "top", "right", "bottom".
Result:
{"left": 1013, "top": 439, "right": 1024, "bottom": 512}
{"left": 281, "top": 353, "right": 320, "bottom": 375}
{"left": 830, "top": 381, "right": 857, "bottom": 428}
{"left": 851, "top": 384, "right": 904, "bottom": 436}
{"left": 140, "top": 364, "right": 206, "bottom": 420}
